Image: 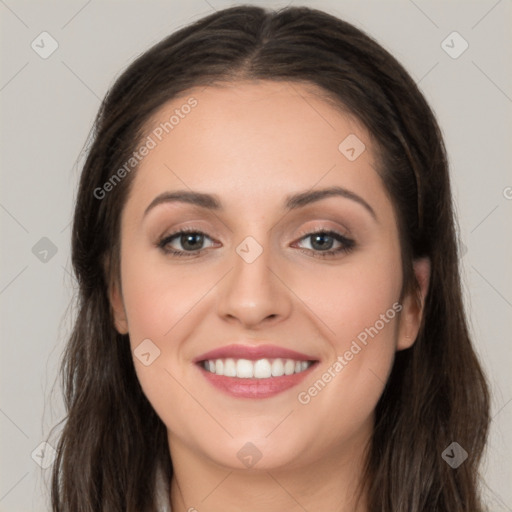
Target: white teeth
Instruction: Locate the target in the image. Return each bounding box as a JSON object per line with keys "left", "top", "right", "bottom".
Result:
{"left": 201, "top": 357, "right": 313, "bottom": 379}
{"left": 271, "top": 359, "right": 284, "bottom": 377}
{"left": 284, "top": 359, "right": 295, "bottom": 375}
{"left": 254, "top": 359, "right": 272, "bottom": 378}
{"left": 224, "top": 358, "right": 237, "bottom": 377}
{"left": 236, "top": 359, "right": 254, "bottom": 378}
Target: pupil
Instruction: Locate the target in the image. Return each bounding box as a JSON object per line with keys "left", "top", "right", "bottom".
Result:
{"left": 182, "top": 233, "right": 203, "bottom": 250}
{"left": 311, "top": 233, "right": 333, "bottom": 251}
{"left": 178, "top": 233, "right": 334, "bottom": 252}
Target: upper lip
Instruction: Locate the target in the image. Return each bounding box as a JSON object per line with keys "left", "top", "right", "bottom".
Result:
{"left": 193, "top": 344, "right": 319, "bottom": 363}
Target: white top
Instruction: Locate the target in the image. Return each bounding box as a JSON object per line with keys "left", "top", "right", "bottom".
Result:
{"left": 154, "top": 463, "right": 172, "bottom": 512}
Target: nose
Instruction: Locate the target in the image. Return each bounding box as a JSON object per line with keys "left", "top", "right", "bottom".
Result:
{"left": 216, "top": 239, "right": 293, "bottom": 329}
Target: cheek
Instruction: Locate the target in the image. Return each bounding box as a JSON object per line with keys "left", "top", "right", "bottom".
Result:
{"left": 119, "top": 240, "right": 207, "bottom": 344}
{"left": 119, "top": 254, "right": 207, "bottom": 428}
{"left": 291, "top": 243, "right": 402, "bottom": 352}
{"left": 290, "top": 247, "right": 402, "bottom": 428}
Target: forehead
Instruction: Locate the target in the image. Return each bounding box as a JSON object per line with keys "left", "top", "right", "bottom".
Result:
{"left": 125, "top": 80, "right": 393, "bottom": 222}
{"left": 142, "top": 79, "right": 369, "bottom": 162}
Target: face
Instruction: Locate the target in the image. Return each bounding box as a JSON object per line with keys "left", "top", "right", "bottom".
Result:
{"left": 110, "top": 80, "right": 428, "bottom": 472}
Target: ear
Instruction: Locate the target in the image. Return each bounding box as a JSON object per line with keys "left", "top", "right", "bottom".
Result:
{"left": 108, "top": 279, "right": 129, "bottom": 335}
{"left": 396, "top": 257, "right": 430, "bottom": 351}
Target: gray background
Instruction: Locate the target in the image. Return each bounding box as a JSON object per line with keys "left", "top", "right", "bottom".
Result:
{"left": 1, "top": 0, "right": 511, "bottom": 510}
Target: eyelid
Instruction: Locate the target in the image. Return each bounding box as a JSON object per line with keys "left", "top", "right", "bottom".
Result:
{"left": 156, "top": 222, "right": 351, "bottom": 245}
{"left": 291, "top": 227, "right": 355, "bottom": 256}
{"left": 157, "top": 227, "right": 217, "bottom": 251}
{"left": 156, "top": 223, "right": 356, "bottom": 259}
{"left": 294, "top": 223, "right": 351, "bottom": 239}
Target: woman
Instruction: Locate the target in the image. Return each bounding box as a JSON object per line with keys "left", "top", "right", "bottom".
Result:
{"left": 49, "top": 5, "right": 490, "bottom": 511}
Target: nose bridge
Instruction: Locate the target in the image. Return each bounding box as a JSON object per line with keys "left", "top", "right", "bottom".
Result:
{"left": 216, "top": 233, "right": 292, "bottom": 327}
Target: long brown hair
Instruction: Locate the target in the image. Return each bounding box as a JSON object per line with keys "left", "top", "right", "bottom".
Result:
{"left": 49, "top": 5, "right": 490, "bottom": 511}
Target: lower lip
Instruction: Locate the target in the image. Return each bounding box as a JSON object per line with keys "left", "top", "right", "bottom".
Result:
{"left": 197, "top": 363, "right": 318, "bottom": 399}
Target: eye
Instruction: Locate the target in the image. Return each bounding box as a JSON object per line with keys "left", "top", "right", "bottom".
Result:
{"left": 293, "top": 229, "right": 355, "bottom": 258}
{"left": 157, "top": 227, "right": 355, "bottom": 259}
{"left": 157, "top": 228, "right": 216, "bottom": 257}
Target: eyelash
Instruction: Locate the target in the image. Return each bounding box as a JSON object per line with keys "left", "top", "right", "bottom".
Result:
{"left": 157, "top": 227, "right": 355, "bottom": 259}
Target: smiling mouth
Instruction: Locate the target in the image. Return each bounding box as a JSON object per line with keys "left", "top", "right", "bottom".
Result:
{"left": 199, "top": 358, "right": 316, "bottom": 379}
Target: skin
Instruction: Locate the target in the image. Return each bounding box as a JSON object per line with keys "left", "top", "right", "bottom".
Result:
{"left": 109, "top": 80, "right": 430, "bottom": 512}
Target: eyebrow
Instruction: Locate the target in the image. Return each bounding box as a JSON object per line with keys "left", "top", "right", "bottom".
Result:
{"left": 143, "top": 186, "right": 377, "bottom": 220}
